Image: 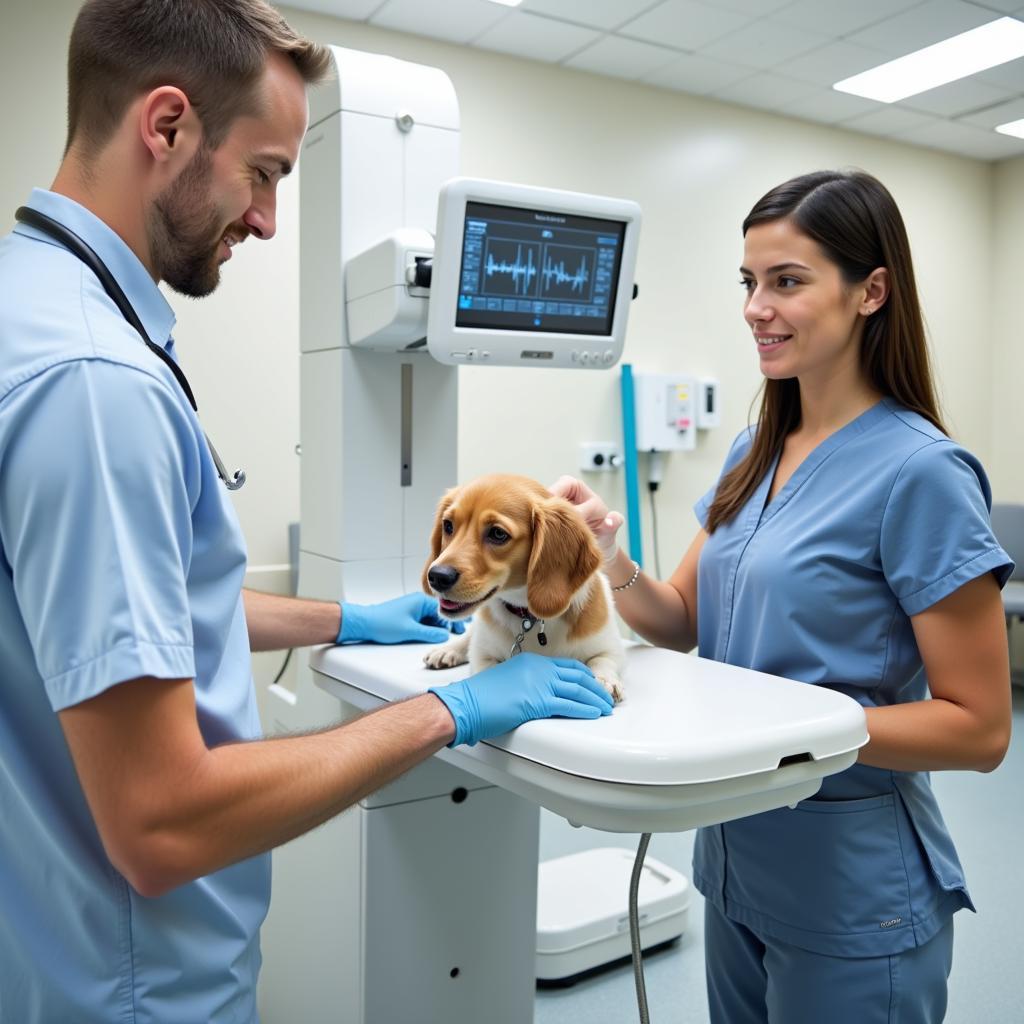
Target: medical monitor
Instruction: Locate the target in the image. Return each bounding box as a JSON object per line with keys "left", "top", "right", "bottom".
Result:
{"left": 427, "top": 179, "right": 641, "bottom": 369}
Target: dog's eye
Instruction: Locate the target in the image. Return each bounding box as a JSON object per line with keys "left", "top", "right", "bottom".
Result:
{"left": 486, "top": 525, "right": 510, "bottom": 544}
{"left": 442, "top": 519, "right": 454, "bottom": 536}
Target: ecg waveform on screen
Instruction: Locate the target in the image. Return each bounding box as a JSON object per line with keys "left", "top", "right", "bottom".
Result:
{"left": 541, "top": 252, "right": 590, "bottom": 296}
{"left": 484, "top": 244, "right": 538, "bottom": 296}
{"left": 482, "top": 238, "right": 595, "bottom": 302}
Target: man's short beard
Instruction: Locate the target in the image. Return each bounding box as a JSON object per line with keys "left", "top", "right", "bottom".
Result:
{"left": 148, "top": 145, "right": 224, "bottom": 298}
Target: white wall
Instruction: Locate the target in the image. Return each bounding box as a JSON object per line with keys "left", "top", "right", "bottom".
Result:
{"left": 1, "top": 0, "right": 1011, "bottom": 604}
{"left": 991, "top": 155, "right": 1024, "bottom": 504}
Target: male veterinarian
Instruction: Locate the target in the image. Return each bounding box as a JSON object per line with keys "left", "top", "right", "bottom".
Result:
{"left": 0, "top": 2, "right": 612, "bottom": 1020}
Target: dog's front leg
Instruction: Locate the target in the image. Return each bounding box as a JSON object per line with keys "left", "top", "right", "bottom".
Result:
{"left": 585, "top": 654, "right": 625, "bottom": 704}
{"left": 423, "top": 629, "right": 471, "bottom": 670}
{"left": 468, "top": 653, "right": 503, "bottom": 673}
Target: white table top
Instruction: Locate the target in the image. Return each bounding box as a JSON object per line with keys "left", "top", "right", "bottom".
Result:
{"left": 311, "top": 642, "right": 867, "bottom": 787}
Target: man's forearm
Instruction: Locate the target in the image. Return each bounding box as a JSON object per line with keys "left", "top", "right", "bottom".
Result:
{"left": 243, "top": 588, "right": 341, "bottom": 651}
{"left": 124, "top": 691, "right": 456, "bottom": 896}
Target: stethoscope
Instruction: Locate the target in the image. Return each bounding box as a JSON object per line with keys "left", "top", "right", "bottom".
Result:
{"left": 13, "top": 206, "right": 246, "bottom": 490}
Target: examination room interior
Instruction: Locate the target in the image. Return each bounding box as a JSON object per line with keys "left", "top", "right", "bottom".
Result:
{"left": 3, "top": 0, "right": 1024, "bottom": 1021}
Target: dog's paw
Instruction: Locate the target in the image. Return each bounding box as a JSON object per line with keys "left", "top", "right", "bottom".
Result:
{"left": 595, "top": 674, "right": 625, "bottom": 704}
{"left": 423, "top": 645, "right": 470, "bottom": 670}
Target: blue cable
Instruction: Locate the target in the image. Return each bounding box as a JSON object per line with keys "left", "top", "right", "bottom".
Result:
{"left": 620, "top": 364, "right": 643, "bottom": 567}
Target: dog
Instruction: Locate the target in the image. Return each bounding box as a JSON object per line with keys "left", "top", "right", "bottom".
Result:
{"left": 421, "top": 474, "right": 625, "bottom": 702}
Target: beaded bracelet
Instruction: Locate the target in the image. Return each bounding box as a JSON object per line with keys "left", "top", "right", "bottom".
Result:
{"left": 610, "top": 560, "right": 641, "bottom": 592}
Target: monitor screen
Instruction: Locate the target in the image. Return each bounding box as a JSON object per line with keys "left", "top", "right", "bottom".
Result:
{"left": 454, "top": 201, "right": 627, "bottom": 336}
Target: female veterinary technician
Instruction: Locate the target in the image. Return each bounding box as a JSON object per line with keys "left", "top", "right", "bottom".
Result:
{"left": 555, "top": 169, "right": 1013, "bottom": 1023}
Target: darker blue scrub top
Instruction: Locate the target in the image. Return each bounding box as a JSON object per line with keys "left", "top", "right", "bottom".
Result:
{"left": 692, "top": 399, "right": 1012, "bottom": 957}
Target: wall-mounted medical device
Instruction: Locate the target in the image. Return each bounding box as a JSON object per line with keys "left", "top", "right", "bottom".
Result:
{"left": 633, "top": 373, "right": 699, "bottom": 452}
{"left": 342, "top": 177, "right": 642, "bottom": 368}
{"left": 632, "top": 372, "right": 720, "bottom": 454}
{"left": 427, "top": 178, "right": 641, "bottom": 368}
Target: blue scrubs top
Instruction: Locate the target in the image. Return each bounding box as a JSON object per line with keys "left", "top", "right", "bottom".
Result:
{"left": 0, "top": 191, "right": 268, "bottom": 1022}
{"left": 692, "top": 399, "right": 1012, "bottom": 958}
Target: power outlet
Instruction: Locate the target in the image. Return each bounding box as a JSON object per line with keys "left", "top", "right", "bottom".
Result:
{"left": 580, "top": 442, "right": 623, "bottom": 473}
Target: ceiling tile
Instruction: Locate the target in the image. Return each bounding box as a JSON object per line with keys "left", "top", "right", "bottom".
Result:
{"left": 845, "top": 0, "right": 1001, "bottom": 58}
{"left": 699, "top": 19, "right": 832, "bottom": 70}
{"left": 770, "top": 0, "right": 923, "bottom": 38}
{"left": 287, "top": 0, "right": 382, "bottom": 18}
{"left": 711, "top": 71, "right": 815, "bottom": 109}
{"left": 780, "top": 88, "right": 881, "bottom": 124}
{"left": 961, "top": 0, "right": 1024, "bottom": 10}
{"left": 472, "top": 11, "right": 601, "bottom": 61}
{"left": 780, "top": 40, "right": 896, "bottom": 87}
{"left": 901, "top": 117, "right": 1024, "bottom": 159}
{"left": 563, "top": 35, "right": 681, "bottom": 79}
{"left": 370, "top": 0, "right": 507, "bottom": 43}
{"left": 899, "top": 75, "right": 1013, "bottom": 116}
{"left": 959, "top": 94, "right": 1024, "bottom": 127}
{"left": 840, "top": 107, "right": 942, "bottom": 136}
{"left": 710, "top": 0, "right": 795, "bottom": 14}
{"left": 642, "top": 52, "right": 753, "bottom": 93}
{"left": 619, "top": 1, "right": 748, "bottom": 51}
{"left": 520, "top": 0, "right": 661, "bottom": 31}
{"left": 975, "top": 55, "right": 1024, "bottom": 92}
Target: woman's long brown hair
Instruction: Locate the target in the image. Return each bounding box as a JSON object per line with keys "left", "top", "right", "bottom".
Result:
{"left": 705, "top": 170, "right": 946, "bottom": 534}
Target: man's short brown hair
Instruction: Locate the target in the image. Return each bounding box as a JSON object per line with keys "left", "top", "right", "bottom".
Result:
{"left": 66, "top": 0, "right": 332, "bottom": 158}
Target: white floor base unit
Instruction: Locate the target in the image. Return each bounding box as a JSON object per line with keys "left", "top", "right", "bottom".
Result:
{"left": 536, "top": 847, "right": 690, "bottom": 983}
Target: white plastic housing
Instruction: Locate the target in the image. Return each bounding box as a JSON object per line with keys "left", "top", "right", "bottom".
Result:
{"left": 634, "top": 373, "right": 698, "bottom": 452}
{"left": 536, "top": 848, "right": 689, "bottom": 980}
{"left": 427, "top": 177, "right": 641, "bottom": 369}
{"left": 345, "top": 228, "right": 434, "bottom": 348}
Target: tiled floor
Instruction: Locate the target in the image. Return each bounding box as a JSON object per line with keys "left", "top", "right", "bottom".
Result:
{"left": 535, "top": 688, "right": 1024, "bottom": 1024}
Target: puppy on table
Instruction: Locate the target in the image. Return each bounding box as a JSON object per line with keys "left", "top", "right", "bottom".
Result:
{"left": 422, "top": 474, "right": 626, "bottom": 702}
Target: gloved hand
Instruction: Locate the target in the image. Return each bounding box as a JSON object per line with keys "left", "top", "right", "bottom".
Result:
{"left": 429, "top": 653, "right": 614, "bottom": 746}
{"left": 338, "top": 593, "right": 467, "bottom": 645}
{"left": 548, "top": 475, "right": 624, "bottom": 565}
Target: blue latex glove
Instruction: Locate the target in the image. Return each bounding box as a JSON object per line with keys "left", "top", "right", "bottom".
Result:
{"left": 429, "top": 653, "right": 614, "bottom": 746}
{"left": 337, "top": 593, "right": 467, "bottom": 645}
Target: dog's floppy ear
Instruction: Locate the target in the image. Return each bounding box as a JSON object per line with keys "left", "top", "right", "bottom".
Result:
{"left": 422, "top": 487, "right": 458, "bottom": 594}
{"left": 527, "top": 497, "right": 602, "bottom": 619}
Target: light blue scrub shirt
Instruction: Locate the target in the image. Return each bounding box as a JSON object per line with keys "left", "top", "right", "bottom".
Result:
{"left": 0, "top": 191, "right": 268, "bottom": 1022}
{"left": 692, "top": 399, "right": 1012, "bottom": 958}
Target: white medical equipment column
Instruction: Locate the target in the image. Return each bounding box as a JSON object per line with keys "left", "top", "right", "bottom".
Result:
{"left": 259, "top": 49, "right": 540, "bottom": 1022}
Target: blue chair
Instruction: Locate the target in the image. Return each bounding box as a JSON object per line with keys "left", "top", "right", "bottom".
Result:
{"left": 990, "top": 504, "right": 1024, "bottom": 684}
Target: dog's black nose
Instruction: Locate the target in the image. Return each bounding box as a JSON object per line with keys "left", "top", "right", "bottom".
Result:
{"left": 428, "top": 565, "right": 460, "bottom": 592}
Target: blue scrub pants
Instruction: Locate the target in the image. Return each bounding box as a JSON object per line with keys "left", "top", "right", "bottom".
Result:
{"left": 705, "top": 903, "right": 954, "bottom": 1023}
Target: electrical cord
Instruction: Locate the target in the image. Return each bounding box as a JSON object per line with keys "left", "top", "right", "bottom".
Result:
{"left": 648, "top": 485, "right": 662, "bottom": 581}
{"left": 629, "top": 832, "right": 654, "bottom": 1024}
{"left": 646, "top": 450, "right": 664, "bottom": 580}
{"left": 271, "top": 648, "right": 293, "bottom": 687}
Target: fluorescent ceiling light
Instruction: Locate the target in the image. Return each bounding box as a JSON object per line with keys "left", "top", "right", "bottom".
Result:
{"left": 996, "top": 117, "right": 1024, "bottom": 139}
{"left": 485, "top": 0, "right": 523, "bottom": 6}
{"left": 834, "top": 17, "right": 1024, "bottom": 103}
